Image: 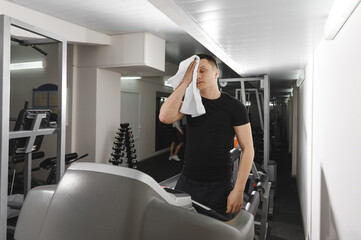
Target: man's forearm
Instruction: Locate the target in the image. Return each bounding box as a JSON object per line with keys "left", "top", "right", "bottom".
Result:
{"left": 234, "top": 148, "right": 254, "bottom": 192}
{"left": 159, "top": 82, "right": 187, "bottom": 124}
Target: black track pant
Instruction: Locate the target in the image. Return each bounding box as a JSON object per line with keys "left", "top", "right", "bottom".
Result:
{"left": 175, "top": 174, "right": 233, "bottom": 219}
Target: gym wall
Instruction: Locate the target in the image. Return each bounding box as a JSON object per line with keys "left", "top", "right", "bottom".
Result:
{"left": 121, "top": 76, "right": 172, "bottom": 161}
{"left": 298, "top": 3, "right": 361, "bottom": 239}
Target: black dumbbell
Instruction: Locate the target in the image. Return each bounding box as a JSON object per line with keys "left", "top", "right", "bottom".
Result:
{"left": 112, "top": 146, "right": 124, "bottom": 152}
{"left": 113, "top": 145, "right": 125, "bottom": 151}
{"left": 115, "top": 135, "right": 125, "bottom": 141}
{"left": 116, "top": 130, "right": 125, "bottom": 136}
{"left": 111, "top": 152, "right": 124, "bottom": 158}
{"left": 113, "top": 140, "right": 125, "bottom": 145}
{"left": 120, "top": 123, "right": 129, "bottom": 128}
{"left": 109, "top": 158, "right": 123, "bottom": 165}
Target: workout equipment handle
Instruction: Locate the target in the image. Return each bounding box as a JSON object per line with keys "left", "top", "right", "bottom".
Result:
{"left": 12, "top": 151, "right": 45, "bottom": 164}
{"left": 65, "top": 153, "right": 78, "bottom": 162}
{"left": 256, "top": 173, "right": 269, "bottom": 194}
{"left": 192, "top": 200, "right": 230, "bottom": 222}
{"left": 67, "top": 153, "right": 88, "bottom": 165}
{"left": 39, "top": 153, "right": 78, "bottom": 169}
{"left": 244, "top": 191, "right": 260, "bottom": 217}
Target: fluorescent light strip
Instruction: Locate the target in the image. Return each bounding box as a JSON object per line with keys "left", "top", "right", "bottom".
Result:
{"left": 121, "top": 76, "right": 141, "bottom": 80}
{"left": 10, "top": 61, "right": 44, "bottom": 71}
{"left": 325, "top": 0, "right": 361, "bottom": 40}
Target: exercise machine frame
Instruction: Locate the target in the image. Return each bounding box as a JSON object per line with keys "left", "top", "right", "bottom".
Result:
{"left": 219, "top": 76, "right": 270, "bottom": 172}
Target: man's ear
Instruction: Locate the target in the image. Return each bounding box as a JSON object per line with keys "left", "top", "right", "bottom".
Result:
{"left": 215, "top": 69, "right": 220, "bottom": 79}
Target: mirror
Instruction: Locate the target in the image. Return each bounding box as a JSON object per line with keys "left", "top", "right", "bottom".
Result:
{"left": 9, "top": 25, "right": 60, "bottom": 192}
{"left": 155, "top": 91, "right": 172, "bottom": 151}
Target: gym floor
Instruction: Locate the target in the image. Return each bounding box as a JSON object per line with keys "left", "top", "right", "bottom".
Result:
{"left": 267, "top": 145, "right": 305, "bottom": 240}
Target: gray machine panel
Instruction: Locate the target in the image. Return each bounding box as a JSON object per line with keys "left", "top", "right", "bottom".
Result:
{"left": 14, "top": 185, "right": 56, "bottom": 240}
{"left": 15, "top": 163, "right": 254, "bottom": 240}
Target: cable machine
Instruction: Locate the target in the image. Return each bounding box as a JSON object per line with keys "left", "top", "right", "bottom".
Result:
{"left": 219, "top": 75, "right": 270, "bottom": 172}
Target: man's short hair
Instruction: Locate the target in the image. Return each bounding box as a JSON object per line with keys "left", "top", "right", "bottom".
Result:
{"left": 197, "top": 54, "right": 219, "bottom": 69}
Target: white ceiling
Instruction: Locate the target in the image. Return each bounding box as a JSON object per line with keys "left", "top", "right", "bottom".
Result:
{"left": 150, "top": 0, "right": 334, "bottom": 79}
{"left": 7, "top": 0, "right": 334, "bottom": 81}
{"left": 7, "top": 0, "right": 189, "bottom": 41}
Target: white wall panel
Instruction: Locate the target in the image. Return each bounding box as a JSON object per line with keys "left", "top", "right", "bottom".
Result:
{"left": 76, "top": 33, "right": 165, "bottom": 72}
{"left": 72, "top": 67, "right": 97, "bottom": 162}
{"left": 301, "top": 3, "right": 361, "bottom": 239}
{"left": 297, "top": 57, "right": 313, "bottom": 239}
{"left": 96, "top": 69, "right": 121, "bottom": 164}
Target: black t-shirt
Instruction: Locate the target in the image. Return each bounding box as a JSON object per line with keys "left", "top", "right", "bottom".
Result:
{"left": 183, "top": 92, "right": 249, "bottom": 182}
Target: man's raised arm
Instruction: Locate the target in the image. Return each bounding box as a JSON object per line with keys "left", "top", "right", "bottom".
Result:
{"left": 159, "top": 59, "right": 197, "bottom": 124}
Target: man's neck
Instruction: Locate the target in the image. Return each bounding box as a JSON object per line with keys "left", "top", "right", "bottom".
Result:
{"left": 200, "top": 87, "right": 221, "bottom": 99}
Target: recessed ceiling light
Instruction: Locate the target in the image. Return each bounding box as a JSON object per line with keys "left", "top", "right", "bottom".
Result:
{"left": 10, "top": 61, "right": 44, "bottom": 71}
{"left": 121, "top": 76, "right": 141, "bottom": 80}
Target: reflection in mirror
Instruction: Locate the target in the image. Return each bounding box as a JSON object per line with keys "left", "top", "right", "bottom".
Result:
{"left": 9, "top": 25, "right": 59, "bottom": 193}
{"left": 155, "top": 91, "right": 172, "bottom": 151}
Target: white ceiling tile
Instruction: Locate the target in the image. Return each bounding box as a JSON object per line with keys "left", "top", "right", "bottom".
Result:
{"left": 172, "top": 0, "right": 334, "bottom": 77}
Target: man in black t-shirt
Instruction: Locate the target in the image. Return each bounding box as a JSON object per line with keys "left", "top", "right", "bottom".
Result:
{"left": 159, "top": 54, "right": 254, "bottom": 218}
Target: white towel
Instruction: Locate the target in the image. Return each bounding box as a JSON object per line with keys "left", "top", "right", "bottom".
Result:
{"left": 167, "top": 55, "right": 206, "bottom": 117}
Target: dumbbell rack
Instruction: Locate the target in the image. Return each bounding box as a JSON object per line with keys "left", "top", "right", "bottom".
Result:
{"left": 109, "top": 123, "right": 138, "bottom": 169}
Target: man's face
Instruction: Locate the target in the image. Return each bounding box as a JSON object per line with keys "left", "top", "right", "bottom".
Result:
{"left": 196, "top": 59, "right": 219, "bottom": 91}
